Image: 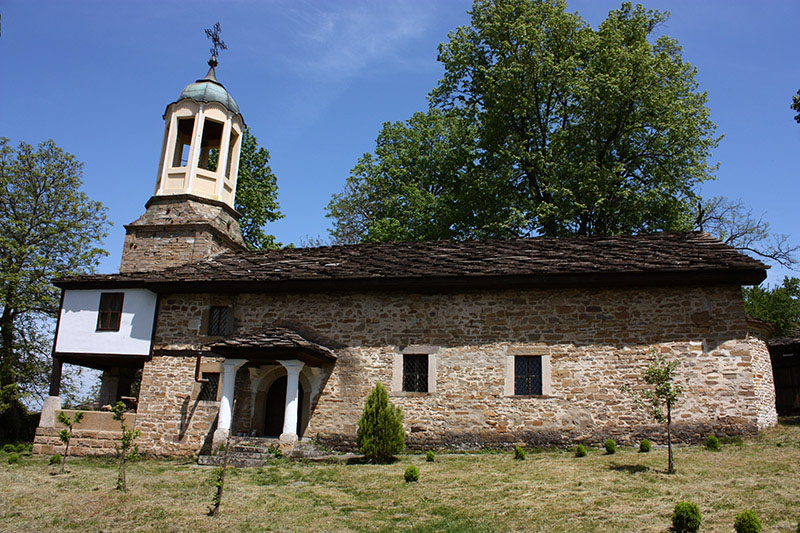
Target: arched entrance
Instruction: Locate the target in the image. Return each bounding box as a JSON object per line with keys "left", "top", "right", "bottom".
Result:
{"left": 264, "top": 375, "right": 304, "bottom": 437}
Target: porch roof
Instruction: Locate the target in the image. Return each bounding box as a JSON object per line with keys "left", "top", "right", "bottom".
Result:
{"left": 205, "top": 327, "right": 337, "bottom": 366}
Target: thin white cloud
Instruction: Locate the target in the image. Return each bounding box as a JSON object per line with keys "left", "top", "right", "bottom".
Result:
{"left": 285, "top": 0, "right": 437, "bottom": 79}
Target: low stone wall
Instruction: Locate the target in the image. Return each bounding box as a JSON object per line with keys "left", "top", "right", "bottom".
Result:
{"left": 33, "top": 410, "right": 136, "bottom": 456}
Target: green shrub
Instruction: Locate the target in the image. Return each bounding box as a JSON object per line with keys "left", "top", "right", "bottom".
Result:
{"left": 733, "top": 510, "right": 761, "bottom": 533}
{"left": 705, "top": 435, "right": 721, "bottom": 451}
{"left": 7, "top": 453, "right": 19, "bottom": 465}
{"left": 15, "top": 443, "right": 30, "bottom": 453}
{"left": 2, "top": 444, "right": 14, "bottom": 454}
{"left": 575, "top": 444, "right": 587, "bottom": 457}
{"left": 404, "top": 465, "right": 419, "bottom": 483}
{"left": 426, "top": 450, "right": 435, "bottom": 462}
{"left": 639, "top": 439, "right": 651, "bottom": 453}
{"left": 357, "top": 382, "right": 405, "bottom": 463}
{"left": 604, "top": 438, "right": 617, "bottom": 454}
{"left": 672, "top": 501, "right": 702, "bottom": 533}
{"left": 513, "top": 445, "right": 526, "bottom": 461}
{"left": 49, "top": 454, "right": 63, "bottom": 466}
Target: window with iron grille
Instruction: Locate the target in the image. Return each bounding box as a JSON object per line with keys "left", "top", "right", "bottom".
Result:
{"left": 514, "top": 356, "right": 543, "bottom": 396}
{"left": 403, "top": 354, "right": 428, "bottom": 393}
{"left": 96, "top": 293, "right": 124, "bottom": 331}
{"left": 207, "top": 306, "right": 232, "bottom": 336}
{"left": 198, "top": 372, "right": 220, "bottom": 401}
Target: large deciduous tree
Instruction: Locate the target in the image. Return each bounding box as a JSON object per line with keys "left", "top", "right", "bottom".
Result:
{"left": 0, "top": 138, "right": 108, "bottom": 438}
{"left": 329, "top": 0, "right": 720, "bottom": 242}
{"left": 233, "top": 127, "right": 283, "bottom": 250}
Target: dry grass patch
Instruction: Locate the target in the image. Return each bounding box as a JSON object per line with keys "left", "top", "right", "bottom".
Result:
{"left": 1, "top": 421, "right": 799, "bottom": 532}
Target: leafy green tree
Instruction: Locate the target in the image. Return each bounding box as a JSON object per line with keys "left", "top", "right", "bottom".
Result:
{"left": 111, "top": 401, "right": 140, "bottom": 493}
{"left": 356, "top": 382, "right": 405, "bottom": 463}
{"left": 328, "top": 109, "right": 525, "bottom": 243}
{"left": 622, "top": 349, "right": 683, "bottom": 474}
{"left": 329, "top": 0, "right": 719, "bottom": 242}
{"left": 234, "top": 127, "right": 283, "bottom": 250}
{"left": 56, "top": 410, "right": 83, "bottom": 474}
{"left": 792, "top": 89, "right": 800, "bottom": 123}
{"left": 743, "top": 277, "right": 800, "bottom": 337}
{"left": 0, "top": 138, "right": 108, "bottom": 439}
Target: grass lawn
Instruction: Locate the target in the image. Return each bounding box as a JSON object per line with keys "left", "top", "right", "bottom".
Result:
{"left": 2, "top": 421, "right": 799, "bottom": 532}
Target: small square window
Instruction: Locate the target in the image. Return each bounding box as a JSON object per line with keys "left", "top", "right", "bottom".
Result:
{"left": 198, "top": 372, "right": 220, "bottom": 401}
{"left": 515, "top": 356, "right": 542, "bottom": 396}
{"left": 96, "top": 293, "right": 124, "bottom": 332}
{"left": 207, "top": 306, "right": 232, "bottom": 336}
{"left": 403, "top": 354, "right": 428, "bottom": 393}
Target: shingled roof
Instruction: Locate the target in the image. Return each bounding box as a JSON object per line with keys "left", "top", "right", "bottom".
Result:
{"left": 56, "top": 232, "right": 767, "bottom": 292}
{"left": 206, "top": 327, "right": 336, "bottom": 366}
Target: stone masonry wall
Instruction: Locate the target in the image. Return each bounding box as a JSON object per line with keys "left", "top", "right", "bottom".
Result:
{"left": 120, "top": 196, "right": 244, "bottom": 272}
{"left": 133, "top": 284, "right": 777, "bottom": 454}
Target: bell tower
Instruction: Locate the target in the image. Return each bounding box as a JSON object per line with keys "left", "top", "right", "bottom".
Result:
{"left": 121, "top": 25, "right": 246, "bottom": 272}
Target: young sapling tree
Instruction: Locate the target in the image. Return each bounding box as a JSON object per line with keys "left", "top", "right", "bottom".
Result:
{"left": 621, "top": 349, "right": 683, "bottom": 474}
{"left": 111, "top": 401, "right": 140, "bottom": 492}
{"left": 56, "top": 410, "right": 83, "bottom": 474}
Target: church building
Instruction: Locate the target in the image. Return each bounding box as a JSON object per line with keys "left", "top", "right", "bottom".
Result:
{"left": 33, "top": 53, "right": 777, "bottom": 458}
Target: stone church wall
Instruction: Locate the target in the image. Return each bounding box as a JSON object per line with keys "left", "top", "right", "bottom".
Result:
{"left": 127, "top": 284, "right": 777, "bottom": 455}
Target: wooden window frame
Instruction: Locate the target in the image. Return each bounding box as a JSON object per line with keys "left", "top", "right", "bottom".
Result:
{"left": 96, "top": 292, "right": 124, "bottom": 332}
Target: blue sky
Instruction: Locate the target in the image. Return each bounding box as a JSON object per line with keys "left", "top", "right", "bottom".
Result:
{"left": 2, "top": 0, "right": 798, "bottom": 285}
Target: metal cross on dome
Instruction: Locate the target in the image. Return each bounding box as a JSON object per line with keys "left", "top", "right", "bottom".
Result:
{"left": 204, "top": 22, "right": 227, "bottom": 66}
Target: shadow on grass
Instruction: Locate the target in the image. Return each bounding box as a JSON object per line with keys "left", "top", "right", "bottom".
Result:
{"left": 778, "top": 416, "right": 800, "bottom": 427}
{"left": 345, "top": 456, "right": 396, "bottom": 465}
{"left": 608, "top": 462, "right": 649, "bottom": 474}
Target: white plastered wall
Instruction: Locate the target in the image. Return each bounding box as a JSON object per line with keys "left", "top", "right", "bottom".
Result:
{"left": 55, "top": 289, "right": 157, "bottom": 355}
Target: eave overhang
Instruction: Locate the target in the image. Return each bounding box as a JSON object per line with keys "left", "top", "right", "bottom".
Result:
{"left": 53, "top": 268, "right": 767, "bottom": 294}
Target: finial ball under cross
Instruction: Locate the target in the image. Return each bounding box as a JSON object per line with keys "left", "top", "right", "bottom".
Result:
{"left": 205, "top": 22, "right": 227, "bottom": 67}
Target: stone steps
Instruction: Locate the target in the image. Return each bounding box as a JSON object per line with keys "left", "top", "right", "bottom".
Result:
{"left": 198, "top": 436, "right": 336, "bottom": 467}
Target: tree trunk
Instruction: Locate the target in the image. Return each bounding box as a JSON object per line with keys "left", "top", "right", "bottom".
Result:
{"left": 667, "top": 401, "right": 674, "bottom": 474}
{"left": 61, "top": 434, "right": 70, "bottom": 474}
{"left": 0, "top": 304, "right": 16, "bottom": 388}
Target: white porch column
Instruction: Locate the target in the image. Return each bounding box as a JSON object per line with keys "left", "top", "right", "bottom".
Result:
{"left": 212, "top": 358, "right": 246, "bottom": 449}
{"left": 278, "top": 360, "right": 305, "bottom": 445}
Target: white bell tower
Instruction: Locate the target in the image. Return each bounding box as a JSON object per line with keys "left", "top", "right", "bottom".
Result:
{"left": 120, "top": 27, "right": 246, "bottom": 273}
{"left": 154, "top": 56, "right": 244, "bottom": 207}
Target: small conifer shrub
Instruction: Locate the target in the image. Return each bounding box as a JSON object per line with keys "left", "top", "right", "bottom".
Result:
{"left": 513, "top": 445, "right": 526, "bottom": 460}
{"left": 639, "top": 439, "right": 651, "bottom": 453}
{"left": 2, "top": 444, "right": 15, "bottom": 454}
{"left": 357, "top": 382, "right": 405, "bottom": 463}
{"left": 575, "top": 444, "right": 587, "bottom": 457}
{"left": 404, "top": 465, "right": 420, "bottom": 483}
{"left": 604, "top": 438, "right": 617, "bottom": 454}
{"left": 705, "top": 435, "right": 721, "bottom": 451}
{"left": 672, "top": 501, "right": 702, "bottom": 533}
{"left": 49, "top": 454, "right": 63, "bottom": 466}
{"left": 426, "top": 450, "right": 435, "bottom": 462}
{"left": 7, "top": 453, "right": 19, "bottom": 464}
{"left": 733, "top": 510, "right": 761, "bottom": 533}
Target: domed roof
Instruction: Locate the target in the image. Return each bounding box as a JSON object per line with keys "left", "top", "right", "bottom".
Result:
{"left": 175, "top": 64, "right": 240, "bottom": 115}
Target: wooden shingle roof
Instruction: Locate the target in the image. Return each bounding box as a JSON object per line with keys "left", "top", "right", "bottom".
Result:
{"left": 56, "top": 232, "right": 767, "bottom": 292}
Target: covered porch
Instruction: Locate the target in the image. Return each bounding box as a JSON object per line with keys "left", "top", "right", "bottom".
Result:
{"left": 34, "top": 353, "right": 148, "bottom": 456}
{"left": 206, "top": 327, "right": 337, "bottom": 451}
